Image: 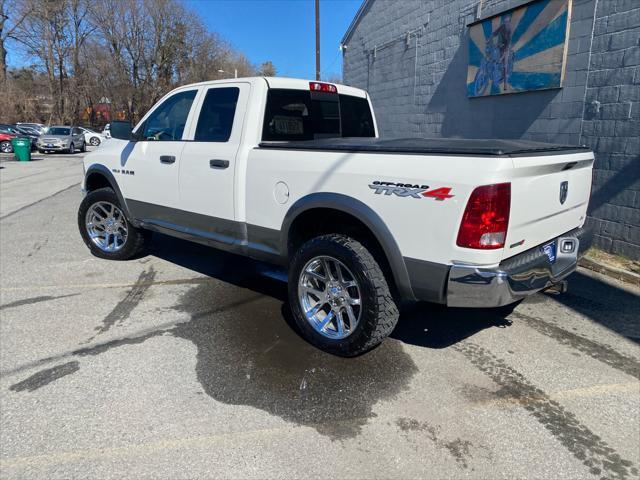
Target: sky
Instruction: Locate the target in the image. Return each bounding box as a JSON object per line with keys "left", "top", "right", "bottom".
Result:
{"left": 185, "top": 0, "right": 363, "bottom": 80}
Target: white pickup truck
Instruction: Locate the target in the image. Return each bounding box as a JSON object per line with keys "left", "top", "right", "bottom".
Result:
{"left": 78, "top": 77, "right": 593, "bottom": 356}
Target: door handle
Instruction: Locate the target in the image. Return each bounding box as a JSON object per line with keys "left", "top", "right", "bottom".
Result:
{"left": 160, "top": 155, "right": 175, "bottom": 164}
{"left": 209, "top": 159, "right": 229, "bottom": 169}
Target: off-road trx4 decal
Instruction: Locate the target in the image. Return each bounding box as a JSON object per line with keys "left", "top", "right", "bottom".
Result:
{"left": 369, "top": 181, "right": 453, "bottom": 201}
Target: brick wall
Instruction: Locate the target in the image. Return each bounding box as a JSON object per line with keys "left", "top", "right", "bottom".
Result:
{"left": 342, "top": 0, "right": 640, "bottom": 259}
{"left": 580, "top": 0, "right": 640, "bottom": 258}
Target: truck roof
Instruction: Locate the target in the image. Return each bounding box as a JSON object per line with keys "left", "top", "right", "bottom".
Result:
{"left": 173, "top": 76, "right": 368, "bottom": 98}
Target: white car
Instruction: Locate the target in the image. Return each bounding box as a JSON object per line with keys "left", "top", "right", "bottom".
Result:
{"left": 77, "top": 77, "right": 593, "bottom": 356}
{"left": 79, "top": 127, "right": 105, "bottom": 147}
{"left": 102, "top": 124, "right": 111, "bottom": 139}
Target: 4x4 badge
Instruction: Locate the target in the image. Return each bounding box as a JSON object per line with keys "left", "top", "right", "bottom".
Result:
{"left": 369, "top": 181, "right": 454, "bottom": 201}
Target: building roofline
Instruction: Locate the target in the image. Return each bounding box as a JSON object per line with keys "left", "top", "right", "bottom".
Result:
{"left": 341, "top": 0, "right": 372, "bottom": 46}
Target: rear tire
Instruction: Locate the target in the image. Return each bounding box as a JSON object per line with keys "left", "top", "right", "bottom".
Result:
{"left": 288, "top": 234, "right": 399, "bottom": 356}
{"left": 78, "top": 188, "right": 148, "bottom": 260}
{"left": 0, "top": 141, "right": 12, "bottom": 153}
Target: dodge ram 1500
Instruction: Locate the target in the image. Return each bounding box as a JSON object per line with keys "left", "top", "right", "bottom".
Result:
{"left": 78, "top": 77, "right": 593, "bottom": 356}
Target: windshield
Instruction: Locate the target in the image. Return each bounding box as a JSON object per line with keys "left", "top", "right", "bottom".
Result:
{"left": 48, "top": 127, "right": 70, "bottom": 135}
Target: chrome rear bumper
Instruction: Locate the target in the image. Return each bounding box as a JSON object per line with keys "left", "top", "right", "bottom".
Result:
{"left": 446, "top": 227, "right": 591, "bottom": 308}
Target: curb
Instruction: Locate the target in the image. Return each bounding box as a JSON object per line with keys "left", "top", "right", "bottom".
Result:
{"left": 579, "top": 256, "right": 640, "bottom": 287}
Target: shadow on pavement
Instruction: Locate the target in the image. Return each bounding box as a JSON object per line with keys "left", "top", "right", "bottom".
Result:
{"left": 547, "top": 270, "right": 640, "bottom": 344}
{"left": 149, "top": 232, "right": 513, "bottom": 351}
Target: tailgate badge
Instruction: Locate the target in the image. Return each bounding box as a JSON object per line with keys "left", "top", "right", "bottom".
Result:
{"left": 559, "top": 181, "right": 568, "bottom": 204}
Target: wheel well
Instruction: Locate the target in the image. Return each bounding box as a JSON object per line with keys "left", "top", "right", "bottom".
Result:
{"left": 287, "top": 208, "right": 397, "bottom": 296}
{"left": 85, "top": 172, "right": 112, "bottom": 192}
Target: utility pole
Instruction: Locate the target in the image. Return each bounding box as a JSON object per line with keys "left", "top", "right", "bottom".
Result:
{"left": 315, "top": 0, "right": 320, "bottom": 80}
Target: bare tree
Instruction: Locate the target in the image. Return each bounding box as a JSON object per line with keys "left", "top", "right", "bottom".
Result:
{"left": 0, "top": 0, "right": 31, "bottom": 84}
{"left": 3, "top": 0, "right": 272, "bottom": 125}
{"left": 258, "top": 60, "right": 276, "bottom": 77}
{"left": 13, "top": 0, "right": 75, "bottom": 122}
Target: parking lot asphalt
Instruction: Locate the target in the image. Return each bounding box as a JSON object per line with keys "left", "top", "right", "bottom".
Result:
{"left": 1, "top": 156, "right": 639, "bottom": 479}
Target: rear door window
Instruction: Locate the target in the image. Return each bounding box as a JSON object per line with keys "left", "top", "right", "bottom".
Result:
{"left": 262, "top": 89, "right": 374, "bottom": 141}
{"left": 194, "top": 87, "right": 240, "bottom": 142}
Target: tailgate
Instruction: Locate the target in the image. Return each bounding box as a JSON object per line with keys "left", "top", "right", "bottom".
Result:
{"left": 504, "top": 151, "right": 593, "bottom": 259}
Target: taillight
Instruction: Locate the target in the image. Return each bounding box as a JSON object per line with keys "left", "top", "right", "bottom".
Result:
{"left": 309, "top": 82, "right": 337, "bottom": 93}
{"left": 456, "top": 183, "right": 511, "bottom": 249}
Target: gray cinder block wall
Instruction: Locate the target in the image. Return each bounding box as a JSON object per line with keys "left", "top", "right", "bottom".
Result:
{"left": 342, "top": 0, "right": 640, "bottom": 259}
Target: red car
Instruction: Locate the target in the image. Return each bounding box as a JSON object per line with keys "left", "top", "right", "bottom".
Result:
{"left": 0, "top": 132, "right": 15, "bottom": 153}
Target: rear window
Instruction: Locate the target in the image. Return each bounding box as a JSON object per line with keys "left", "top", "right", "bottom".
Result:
{"left": 262, "top": 89, "right": 374, "bottom": 141}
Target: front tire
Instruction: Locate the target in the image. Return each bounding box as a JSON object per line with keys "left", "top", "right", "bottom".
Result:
{"left": 68, "top": 143, "right": 75, "bottom": 154}
{"left": 90, "top": 136, "right": 101, "bottom": 146}
{"left": 78, "top": 188, "right": 148, "bottom": 260}
{"left": 288, "top": 234, "right": 399, "bottom": 356}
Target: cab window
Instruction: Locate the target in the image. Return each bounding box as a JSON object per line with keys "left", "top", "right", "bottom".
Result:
{"left": 141, "top": 90, "right": 197, "bottom": 141}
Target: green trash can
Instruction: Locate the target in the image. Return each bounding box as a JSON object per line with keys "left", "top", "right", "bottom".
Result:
{"left": 11, "top": 137, "right": 31, "bottom": 162}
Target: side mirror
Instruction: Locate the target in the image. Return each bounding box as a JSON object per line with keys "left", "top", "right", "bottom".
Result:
{"left": 110, "top": 121, "right": 134, "bottom": 141}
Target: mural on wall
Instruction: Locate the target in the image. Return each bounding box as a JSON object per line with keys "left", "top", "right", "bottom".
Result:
{"left": 467, "top": 0, "right": 571, "bottom": 97}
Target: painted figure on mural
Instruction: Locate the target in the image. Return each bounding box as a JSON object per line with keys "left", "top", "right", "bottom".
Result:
{"left": 473, "top": 14, "right": 514, "bottom": 96}
{"left": 467, "top": 0, "right": 570, "bottom": 97}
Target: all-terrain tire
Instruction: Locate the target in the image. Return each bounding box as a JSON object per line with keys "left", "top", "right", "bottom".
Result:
{"left": 78, "top": 187, "right": 148, "bottom": 260}
{"left": 288, "top": 234, "right": 399, "bottom": 356}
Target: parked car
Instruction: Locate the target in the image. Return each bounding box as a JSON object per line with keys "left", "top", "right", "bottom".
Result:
{"left": 79, "top": 127, "right": 105, "bottom": 146}
{"left": 37, "top": 126, "right": 86, "bottom": 154}
{"left": 78, "top": 77, "right": 593, "bottom": 356}
{"left": 10, "top": 125, "right": 39, "bottom": 149}
{"left": 102, "top": 123, "right": 111, "bottom": 139}
{"left": 16, "top": 123, "right": 47, "bottom": 135}
{"left": 0, "top": 132, "right": 16, "bottom": 153}
{"left": 0, "top": 124, "right": 20, "bottom": 134}
{"left": 0, "top": 124, "right": 37, "bottom": 150}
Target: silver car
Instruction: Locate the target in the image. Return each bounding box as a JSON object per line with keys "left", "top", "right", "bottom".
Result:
{"left": 37, "top": 126, "right": 86, "bottom": 154}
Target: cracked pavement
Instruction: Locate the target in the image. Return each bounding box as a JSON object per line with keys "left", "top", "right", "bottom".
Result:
{"left": 1, "top": 156, "right": 639, "bottom": 479}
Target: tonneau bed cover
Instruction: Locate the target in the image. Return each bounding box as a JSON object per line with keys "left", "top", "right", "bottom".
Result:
{"left": 259, "top": 137, "right": 590, "bottom": 157}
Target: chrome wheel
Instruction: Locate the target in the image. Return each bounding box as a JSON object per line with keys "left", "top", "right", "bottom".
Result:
{"left": 0, "top": 141, "right": 12, "bottom": 153}
{"left": 85, "top": 201, "right": 128, "bottom": 252}
{"left": 90, "top": 137, "right": 100, "bottom": 146}
{"left": 298, "top": 256, "right": 362, "bottom": 339}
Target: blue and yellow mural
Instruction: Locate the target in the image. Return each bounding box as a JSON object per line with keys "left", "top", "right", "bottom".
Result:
{"left": 467, "top": 0, "right": 571, "bottom": 97}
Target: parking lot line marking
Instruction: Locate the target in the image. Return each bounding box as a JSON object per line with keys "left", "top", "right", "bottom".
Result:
{"left": 0, "top": 276, "right": 216, "bottom": 292}
{"left": 0, "top": 182, "right": 81, "bottom": 221}
{"left": 0, "top": 425, "right": 297, "bottom": 470}
{"left": 469, "top": 381, "right": 639, "bottom": 409}
{"left": 0, "top": 381, "right": 637, "bottom": 470}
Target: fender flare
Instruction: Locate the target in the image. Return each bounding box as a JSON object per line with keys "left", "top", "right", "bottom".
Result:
{"left": 84, "top": 165, "right": 137, "bottom": 225}
{"left": 280, "top": 192, "right": 416, "bottom": 301}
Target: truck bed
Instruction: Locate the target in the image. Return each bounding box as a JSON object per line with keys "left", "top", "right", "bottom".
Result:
{"left": 259, "top": 137, "right": 590, "bottom": 157}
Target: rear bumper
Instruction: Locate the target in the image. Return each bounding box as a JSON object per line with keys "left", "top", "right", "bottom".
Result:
{"left": 445, "top": 227, "right": 592, "bottom": 308}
